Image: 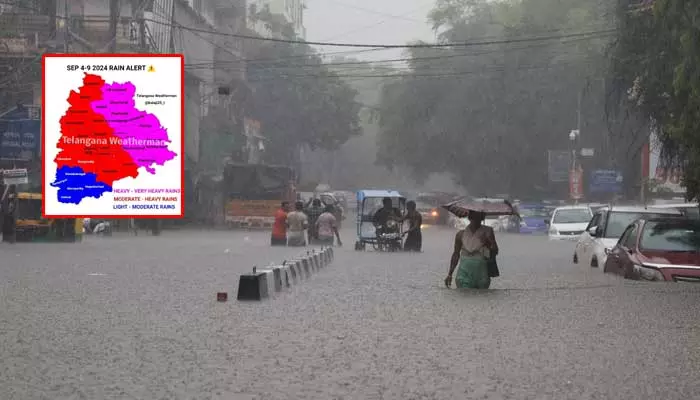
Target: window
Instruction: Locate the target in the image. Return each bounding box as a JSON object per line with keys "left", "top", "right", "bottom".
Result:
{"left": 16, "top": 198, "right": 42, "bottom": 220}
{"left": 518, "top": 207, "right": 549, "bottom": 218}
{"left": 604, "top": 212, "right": 678, "bottom": 238}
{"left": 621, "top": 224, "right": 638, "bottom": 248}
{"left": 640, "top": 221, "right": 700, "bottom": 252}
{"left": 586, "top": 212, "right": 602, "bottom": 231}
{"left": 681, "top": 207, "right": 700, "bottom": 220}
{"left": 552, "top": 209, "right": 592, "bottom": 224}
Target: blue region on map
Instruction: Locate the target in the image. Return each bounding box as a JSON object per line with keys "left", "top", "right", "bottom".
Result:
{"left": 50, "top": 166, "right": 112, "bottom": 204}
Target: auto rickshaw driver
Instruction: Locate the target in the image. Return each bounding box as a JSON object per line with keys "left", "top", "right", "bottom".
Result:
{"left": 372, "top": 197, "right": 402, "bottom": 237}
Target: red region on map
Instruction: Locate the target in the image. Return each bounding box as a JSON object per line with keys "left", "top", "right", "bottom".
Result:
{"left": 54, "top": 73, "right": 138, "bottom": 186}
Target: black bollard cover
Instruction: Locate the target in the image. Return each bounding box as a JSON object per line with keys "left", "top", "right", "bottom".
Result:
{"left": 271, "top": 267, "right": 283, "bottom": 292}
{"left": 301, "top": 257, "right": 312, "bottom": 275}
{"left": 237, "top": 272, "right": 269, "bottom": 301}
{"left": 289, "top": 260, "right": 300, "bottom": 281}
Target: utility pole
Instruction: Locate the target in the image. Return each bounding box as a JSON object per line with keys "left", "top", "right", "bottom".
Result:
{"left": 108, "top": 0, "right": 119, "bottom": 52}
{"left": 63, "top": 0, "right": 69, "bottom": 52}
{"left": 48, "top": 0, "right": 56, "bottom": 40}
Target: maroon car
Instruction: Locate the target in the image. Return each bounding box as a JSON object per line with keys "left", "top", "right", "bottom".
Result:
{"left": 604, "top": 217, "right": 700, "bottom": 282}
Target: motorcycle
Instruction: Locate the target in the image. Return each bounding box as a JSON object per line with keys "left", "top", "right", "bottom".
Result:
{"left": 84, "top": 218, "right": 113, "bottom": 236}
{"left": 375, "top": 218, "right": 403, "bottom": 252}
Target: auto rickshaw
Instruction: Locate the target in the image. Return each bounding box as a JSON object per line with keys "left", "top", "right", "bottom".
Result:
{"left": 354, "top": 190, "right": 406, "bottom": 252}
{"left": 11, "top": 192, "right": 83, "bottom": 242}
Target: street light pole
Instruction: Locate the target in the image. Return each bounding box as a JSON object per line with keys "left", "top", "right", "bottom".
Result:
{"left": 569, "top": 129, "right": 580, "bottom": 204}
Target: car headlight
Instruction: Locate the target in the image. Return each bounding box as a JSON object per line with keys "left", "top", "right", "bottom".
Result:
{"left": 604, "top": 247, "right": 612, "bottom": 255}
{"left": 431, "top": 210, "right": 438, "bottom": 217}
{"left": 520, "top": 221, "right": 527, "bottom": 227}
{"left": 634, "top": 264, "right": 665, "bottom": 281}
{"left": 549, "top": 228, "right": 558, "bottom": 235}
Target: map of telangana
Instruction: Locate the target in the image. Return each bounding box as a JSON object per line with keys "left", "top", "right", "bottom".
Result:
{"left": 51, "top": 73, "right": 177, "bottom": 204}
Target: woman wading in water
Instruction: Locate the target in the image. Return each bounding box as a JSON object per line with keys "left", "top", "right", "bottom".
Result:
{"left": 445, "top": 211, "right": 498, "bottom": 289}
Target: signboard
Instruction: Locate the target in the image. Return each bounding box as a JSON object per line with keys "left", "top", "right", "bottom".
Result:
{"left": 580, "top": 148, "right": 594, "bottom": 157}
{"left": 548, "top": 150, "right": 571, "bottom": 182}
{"left": 569, "top": 167, "right": 583, "bottom": 199}
{"left": 225, "top": 199, "right": 278, "bottom": 217}
{"left": 3, "top": 168, "right": 28, "bottom": 185}
{"left": 0, "top": 106, "right": 40, "bottom": 161}
{"left": 589, "top": 169, "right": 623, "bottom": 193}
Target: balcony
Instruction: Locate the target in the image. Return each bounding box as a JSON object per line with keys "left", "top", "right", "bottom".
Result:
{"left": 69, "top": 15, "right": 152, "bottom": 52}
{"left": 0, "top": 13, "right": 52, "bottom": 57}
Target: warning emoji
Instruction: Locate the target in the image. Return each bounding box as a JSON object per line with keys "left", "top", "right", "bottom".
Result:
{"left": 147, "top": 65, "right": 155, "bottom": 72}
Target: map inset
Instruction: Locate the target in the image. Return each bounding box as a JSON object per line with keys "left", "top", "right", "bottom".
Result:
{"left": 51, "top": 73, "right": 177, "bottom": 204}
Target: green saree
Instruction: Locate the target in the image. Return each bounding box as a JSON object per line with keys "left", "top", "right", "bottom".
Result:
{"left": 455, "top": 254, "right": 491, "bottom": 289}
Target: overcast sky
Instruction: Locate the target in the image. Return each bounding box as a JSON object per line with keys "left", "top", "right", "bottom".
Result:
{"left": 304, "top": 0, "right": 436, "bottom": 61}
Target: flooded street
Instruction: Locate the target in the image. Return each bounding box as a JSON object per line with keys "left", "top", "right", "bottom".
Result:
{"left": 2, "top": 227, "right": 699, "bottom": 399}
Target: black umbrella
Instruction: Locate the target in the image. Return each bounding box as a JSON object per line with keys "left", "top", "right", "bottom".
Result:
{"left": 441, "top": 198, "right": 518, "bottom": 218}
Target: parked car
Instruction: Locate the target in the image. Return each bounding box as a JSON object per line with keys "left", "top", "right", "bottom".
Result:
{"left": 453, "top": 215, "right": 503, "bottom": 232}
{"left": 415, "top": 201, "right": 440, "bottom": 225}
{"left": 573, "top": 206, "right": 683, "bottom": 268}
{"left": 546, "top": 205, "right": 593, "bottom": 240}
{"left": 484, "top": 216, "right": 504, "bottom": 232}
{"left": 515, "top": 203, "right": 550, "bottom": 234}
{"left": 416, "top": 192, "right": 458, "bottom": 225}
{"left": 603, "top": 217, "right": 700, "bottom": 282}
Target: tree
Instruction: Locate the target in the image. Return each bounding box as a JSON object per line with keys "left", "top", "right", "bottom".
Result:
{"left": 376, "top": 0, "right": 618, "bottom": 197}
{"left": 609, "top": 0, "right": 700, "bottom": 200}
{"left": 246, "top": 6, "right": 362, "bottom": 168}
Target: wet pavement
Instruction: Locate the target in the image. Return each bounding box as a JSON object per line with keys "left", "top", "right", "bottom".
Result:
{"left": 1, "top": 226, "right": 699, "bottom": 399}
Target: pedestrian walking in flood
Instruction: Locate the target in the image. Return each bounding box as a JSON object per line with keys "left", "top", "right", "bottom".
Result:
{"left": 445, "top": 211, "right": 498, "bottom": 289}
{"left": 304, "top": 198, "right": 324, "bottom": 245}
{"left": 271, "top": 201, "right": 289, "bottom": 246}
{"left": 286, "top": 201, "right": 308, "bottom": 247}
{"left": 403, "top": 200, "right": 423, "bottom": 252}
{"left": 316, "top": 205, "right": 342, "bottom": 247}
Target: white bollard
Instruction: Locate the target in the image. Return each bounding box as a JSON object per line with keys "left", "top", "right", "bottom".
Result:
{"left": 256, "top": 268, "right": 276, "bottom": 297}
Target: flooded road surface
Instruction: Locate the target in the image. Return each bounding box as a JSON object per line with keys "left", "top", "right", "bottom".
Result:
{"left": 1, "top": 227, "right": 699, "bottom": 399}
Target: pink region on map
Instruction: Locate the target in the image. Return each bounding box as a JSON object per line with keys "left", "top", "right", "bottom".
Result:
{"left": 90, "top": 81, "right": 176, "bottom": 174}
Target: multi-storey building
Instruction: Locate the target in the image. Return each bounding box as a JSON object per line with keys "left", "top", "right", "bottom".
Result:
{"left": 249, "top": 0, "right": 305, "bottom": 39}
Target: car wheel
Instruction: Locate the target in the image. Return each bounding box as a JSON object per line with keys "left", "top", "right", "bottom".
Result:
{"left": 591, "top": 257, "right": 598, "bottom": 268}
{"left": 573, "top": 253, "right": 578, "bottom": 264}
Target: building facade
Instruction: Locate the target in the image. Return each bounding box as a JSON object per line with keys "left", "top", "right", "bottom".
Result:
{"left": 249, "top": 0, "right": 305, "bottom": 38}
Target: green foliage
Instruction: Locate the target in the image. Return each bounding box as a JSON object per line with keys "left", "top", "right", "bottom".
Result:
{"left": 246, "top": 8, "right": 362, "bottom": 165}
{"left": 610, "top": 0, "right": 700, "bottom": 200}
{"left": 377, "top": 0, "right": 614, "bottom": 195}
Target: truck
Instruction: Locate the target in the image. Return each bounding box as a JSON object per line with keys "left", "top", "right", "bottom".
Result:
{"left": 223, "top": 163, "right": 296, "bottom": 229}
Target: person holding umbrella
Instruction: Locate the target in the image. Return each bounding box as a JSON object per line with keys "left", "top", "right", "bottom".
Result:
{"left": 445, "top": 210, "right": 498, "bottom": 289}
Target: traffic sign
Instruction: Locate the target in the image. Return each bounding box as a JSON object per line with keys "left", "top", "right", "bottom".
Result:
{"left": 2, "top": 168, "right": 28, "bottom": 185}
{"left": 589, "top": 169, "right": 623, "bottom": 193}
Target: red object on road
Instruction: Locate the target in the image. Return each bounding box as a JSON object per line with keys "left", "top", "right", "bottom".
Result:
{"left": 217, "top": 292, "right": 228, "bottom": 302}
{"left": 604, "top": 217, "right": 700, "bottom": 282}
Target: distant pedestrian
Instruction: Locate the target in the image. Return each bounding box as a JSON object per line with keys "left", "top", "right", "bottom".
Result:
{"left": 271, "top": 201, "right": 289, "bottom": 246}
{"left": 403, "top": 200, "right": 423, "bottom": 252}
{"left": 304, "top": 198, "right": 324, "bottom": 244}
{"left": 316, "top": 205, "right": 342, "bottom": 246}
{"left": 287, "top": 201, "right": 308, "bottom": 246}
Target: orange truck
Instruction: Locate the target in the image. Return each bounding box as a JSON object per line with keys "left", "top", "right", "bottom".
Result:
{"left": 223, "top": 163, "right": 296, "bottom": 229}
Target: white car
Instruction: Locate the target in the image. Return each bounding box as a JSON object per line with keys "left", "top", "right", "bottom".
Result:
{"left": 547, "top": 206, "right": 593, "bottom": 240}
{"left": 573, "top": 206, "right": 683, "bottom": 268}
{"left": 453, "top": 216, "right": 502, "bottom": 231}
